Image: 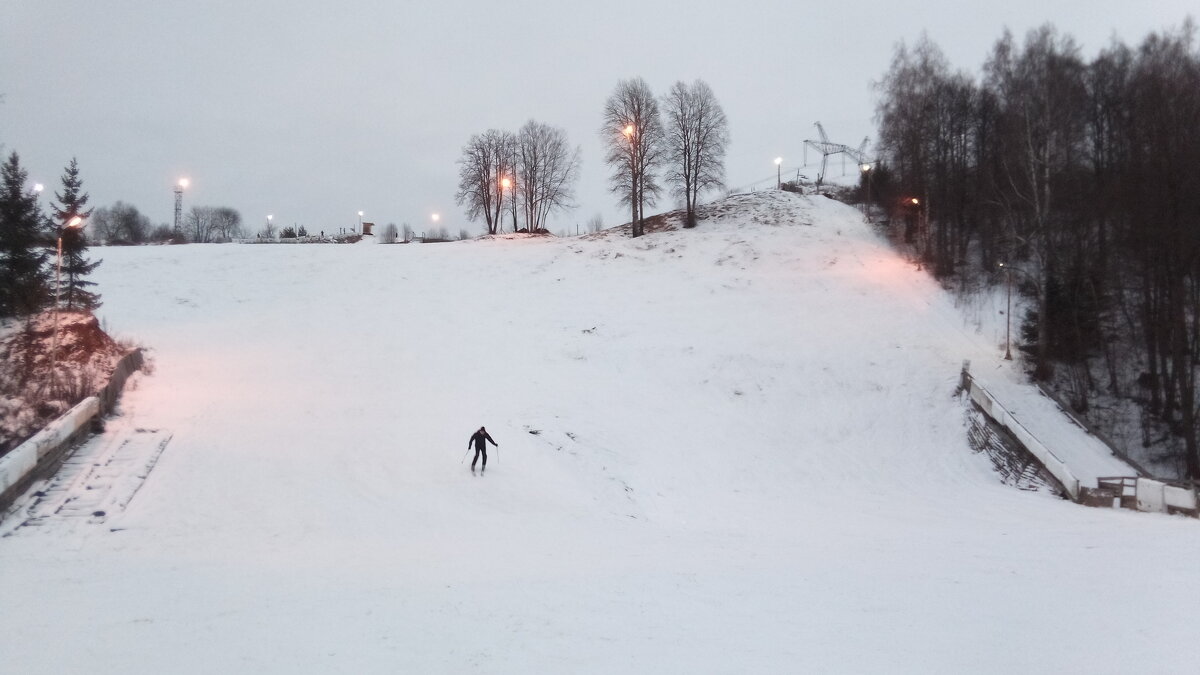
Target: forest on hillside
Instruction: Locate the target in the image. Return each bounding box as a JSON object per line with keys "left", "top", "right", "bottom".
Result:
{"left": 870, "top": 21, "right": 1200, "bottom": 479}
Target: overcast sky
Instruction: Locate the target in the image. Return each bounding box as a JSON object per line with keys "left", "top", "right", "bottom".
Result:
{"left": 2, "top": 1, "right": 1194, "bottom": 236}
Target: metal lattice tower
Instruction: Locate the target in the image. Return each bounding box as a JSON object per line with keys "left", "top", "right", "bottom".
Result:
{"left": 803, "top": 122, "right": 873, "bottom": 191}
{"left": 173, "top": 178, "right": 188, "bottom": 234}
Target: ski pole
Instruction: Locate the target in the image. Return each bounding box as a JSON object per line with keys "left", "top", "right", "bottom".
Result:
{"left": 461, "top": 447, "right": 471, "bottom": 464}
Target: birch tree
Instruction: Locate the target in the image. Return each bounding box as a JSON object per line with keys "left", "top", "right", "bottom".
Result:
{"left": 662, "top": 80, "right": 729, "bottom": 229}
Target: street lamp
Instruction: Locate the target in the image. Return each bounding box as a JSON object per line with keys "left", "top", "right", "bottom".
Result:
{"left": 775, "top": 157, "right": 782, "bottom": 190}
{"left": 624, "top": 124, "right": 640, "bottom": 235}
{"left": 860, "top": 163, "right": 873, "bottom": 222}
{"left": 50, "top": 216, "right": 86, "bottom": 393}
{"left": 998, "top": 262, "right": 1014, "bottom": 360}
{"left": 500, "top": 177, "right": 513, "bottom": 233}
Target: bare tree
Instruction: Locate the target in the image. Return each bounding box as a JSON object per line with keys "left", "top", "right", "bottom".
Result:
{"left": 515, "top": 119, "right": 581, "bottom": 232}
{"left": 91, "top": 201, "right": 151, "bottom": 245}
{"left": 185, "top": 206, "right": 217, "bottom": 243}
{"left": 983, "top": 26, "right": 1089, "bottom": 377}
{"left": 455, "top": 129, "right": 517, "bottom": 235}
{"left": 210, "top": 207, "right": 244, "bottom": 241}
{"left": 602, "top": 77, "right": 665, "bottom": 237}
{"left": 662, "top": 80, "right": 729, "bottom": 228}
{"left": 586, "top": 212, "right": 604, "bottom": 233}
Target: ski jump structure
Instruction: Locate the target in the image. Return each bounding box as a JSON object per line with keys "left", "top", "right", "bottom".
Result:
{"left": 803, "top": 122, "right": 874, "bottom": 192}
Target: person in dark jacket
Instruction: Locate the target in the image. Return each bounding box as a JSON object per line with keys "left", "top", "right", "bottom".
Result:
{"left": 469, "top": 426, "right": 498, "bottom": 473}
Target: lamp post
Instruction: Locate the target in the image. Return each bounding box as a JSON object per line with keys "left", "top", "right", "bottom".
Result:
{"left": 50, "top": 216, "right": 86, "bottom": 393}
{"left": 775, "top": 157, "right": 783, "bottom": 190}
{"left": 500, "top": 177, "right": 512, "bottom": 233}
{"left": 998, "top": 261, "right": 1013, "bottom": 360}
{"left": 624, "top": 124, "right": 639, "bottom": 235}
{"left": 860, "top": 163, "right": 873, "bottom": 222}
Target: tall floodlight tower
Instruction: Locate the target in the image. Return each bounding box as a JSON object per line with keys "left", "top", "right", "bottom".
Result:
{"left": 173, "top": 178, "right": 189, "bottom": 234}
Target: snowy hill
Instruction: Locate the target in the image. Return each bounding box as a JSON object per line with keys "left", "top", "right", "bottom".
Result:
{"left": 2, "top": 192, "right": 1198, "bottom": 673}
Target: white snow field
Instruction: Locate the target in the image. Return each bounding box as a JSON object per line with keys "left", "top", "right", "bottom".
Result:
{"left": 3, "top": 192, "right": 1199, "bottom": 673}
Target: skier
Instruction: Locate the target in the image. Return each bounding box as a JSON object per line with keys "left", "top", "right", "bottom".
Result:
{"left": 469, "top": 426, "right": 498, "bottom": 474}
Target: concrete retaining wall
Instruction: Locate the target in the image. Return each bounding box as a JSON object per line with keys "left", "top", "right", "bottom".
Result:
{"left": 963, "top": 370, "right": 1082, "bottom": 501}
{"left": 0, "top": 349, "right": 143, "bottom": 513}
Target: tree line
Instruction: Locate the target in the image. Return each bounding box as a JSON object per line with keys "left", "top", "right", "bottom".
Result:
{"left": 873, "top": 21, "right": 1200, "bottom": 477}
{"left": 90, "top": 203, "right": 245, "bottom": 244}
{"left": 455, "top": 77, "right": 729, "bottom": 238}
{"left": 0, "top": 152, "right": 100, "bottom": 317}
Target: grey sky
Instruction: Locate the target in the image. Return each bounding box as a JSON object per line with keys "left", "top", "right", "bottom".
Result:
{"left": 2, "top": 1, "right": 1194, "bottom": 236}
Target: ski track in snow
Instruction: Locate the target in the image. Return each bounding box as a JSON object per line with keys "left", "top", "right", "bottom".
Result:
{"left": 2, "top": 192, "right": 1198, "bottom": 673}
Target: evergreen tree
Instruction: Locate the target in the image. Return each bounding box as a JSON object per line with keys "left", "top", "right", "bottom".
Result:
{"left": 52, "top": 158, "right": 101, "bottom": 310}
{"left": 0, "top": 151, "right": 50, "bottom": 318}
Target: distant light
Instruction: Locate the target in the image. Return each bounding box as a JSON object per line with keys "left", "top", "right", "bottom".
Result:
{"left": 501, "top": 177, "right": 512, "bottom": 189}
{"left": 66, "top": 216, "right": 85, "bottom": 229}
{"left": 33, "top": 183, "right": 44, "bottom": 193}
{"left": 623, "top": 124, "right": 634, "bottom": 137}
{"left": 910, "top": 198, "right": 919, "bottom": 205}
{"left": 774, "top": 157, "right": 782, "bottom": 166}
{"left": 267, "top": 214, "right": 273, "bottom": 222}
{"left": 861, "top": 164, "right": 872, "bottom": 172}
{"left": 431, "top": 213, "right": 440, "bottom": 222}
{"left": 358, "top": 211, "right": 364, "bottom": 217}
{"left": 178, "top": 178, "right": 190, "bottom": 188}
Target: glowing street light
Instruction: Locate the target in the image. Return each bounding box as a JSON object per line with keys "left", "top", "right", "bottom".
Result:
{"left": 50, "top": 216, "right": 86, "bottom": 393}
{"left": 775, "top": 157, "right": 783, "bottom": 189}
{"left": 33, "top": 183, "right": 45, "bottom": 196}
{"left": 623, "top": 124, "right": 635, "bottom": 137}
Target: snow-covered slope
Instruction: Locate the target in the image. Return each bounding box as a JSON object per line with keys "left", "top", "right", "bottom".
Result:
{"left": 2, "top": 192, "right": 1198, "bottom": 673}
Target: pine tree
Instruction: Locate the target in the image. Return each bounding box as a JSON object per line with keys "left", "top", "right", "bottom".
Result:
{"left": 0, "top": 151, "right": 50, "bottom": 318}
{"left": 51, "top": 158, "right": 101, "bottom": 310}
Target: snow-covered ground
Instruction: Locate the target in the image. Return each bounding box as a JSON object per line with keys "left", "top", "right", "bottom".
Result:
{"left": 2, "top": 192, "right": 1198, "bottom": 673}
